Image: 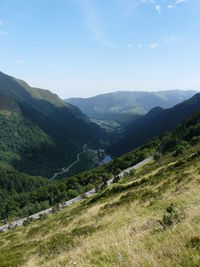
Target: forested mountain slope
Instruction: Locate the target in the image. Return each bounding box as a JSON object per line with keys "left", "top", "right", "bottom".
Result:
{"left": 111, "top": 93, "right": 200, "bottom": 156}
{"left": 0, "top": 72, "right": 101, "bottom": 177}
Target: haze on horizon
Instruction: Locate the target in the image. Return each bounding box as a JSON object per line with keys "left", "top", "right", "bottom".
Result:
{"left": 0, "top": 0, "right": 199, "bottom": 99}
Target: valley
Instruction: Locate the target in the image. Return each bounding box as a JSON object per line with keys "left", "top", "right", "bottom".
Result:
{"left": 1, "top": 74, "right": 200, "bottom": 228}
{"left": 91, "top": 118, "right": 124, "bottom": 134}
{"left": 1, "top": 2, "right": 199, "bottom": 266}
{"left": 50, "top": 144, "right": 107, "bottom": 180}
{"left": 0, "top": 72, "right": 104, "bottom": 178}
{"left": 1, "top": 85, "right": 200, "bottom": 266}
{"left": 1, "top": 118, "right": 200, "bottom": 266}
{"left": 50, "top": 143, "right": 89, "bottom": 180}
{"left": 65, "top": 90, "right": 196, "bottom": 133}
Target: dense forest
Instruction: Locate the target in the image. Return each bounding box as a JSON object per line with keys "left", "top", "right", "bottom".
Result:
{"left": 0, "top": 72, "right": 102, "bottom": 178}
{"left": 0, "top": 110, "right": 54, "bottom": 173}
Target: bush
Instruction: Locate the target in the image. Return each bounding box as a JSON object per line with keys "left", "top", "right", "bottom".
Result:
{"left": 161, "top": 203, "right": 185, "bottom": 228}
{"left": 118, "top": 191, "right": 138, "bottom": 204}
{"left": 97, "top": 181, "right": 107, "bottom": 192}
{"left": 174, "top": 159, "right": 186, "bottom": 168}
{"left": 71, "top": 224, "right": 97, "bottom": 237}
{"left": 113, "top": 175, "right": 120, "bottom": 183}
{"left": 187, "top": 236, "right": 200, "bottom": 251}
{"left": 190, "top": 136, "right": 200, "bottom": 146}
{"left": 154, "top": 153, "right": 161, "bottom": 161}
{"left": 38, "top": 233, "right": 75, "bottom": 256}
{"left": 129, "top": 169, "right": 135, "bottom": 176}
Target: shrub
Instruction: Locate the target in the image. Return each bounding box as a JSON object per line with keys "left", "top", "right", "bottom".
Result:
{"left": 72, "top": 224, "right": 97, "bottom": 237}
{"left": 190, "top": 136, "right": 200, "bottom": 146}
{"left": 113, "top": 175, "right": 120, "bottom": 183}
{"left": 161, "top": 203, "right": 185, "bottom": 228}
{"left": 118, "top": 191, "right": 138, "bottom": 204}
{"left": 38, "top": 233, "right": 75, "bottom": 256}
{"left": 154, "top": 153, "right": 161, "bottom": 161}
{"left": 187, "top": 236, "right": 200, "bottom": 251}
{"left": 174, "top": 159, "right": 186, "bottom": 168}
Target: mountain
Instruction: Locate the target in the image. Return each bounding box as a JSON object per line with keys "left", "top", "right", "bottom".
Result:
{"left": 0, "top": 71, "right": 101, "bottom": 177}
{"left": 110, "top": 93, "right": 200, "bottom": 156}
{"left": 2, "top": 107, "right": 200, "bottom": 266}
{"left": 65, "top": 90, "right": 196, "bottom": 123}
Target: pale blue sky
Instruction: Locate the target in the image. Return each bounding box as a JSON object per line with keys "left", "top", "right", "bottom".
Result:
{"left": 0, "top": 0, "right": 199, "bottom": 98}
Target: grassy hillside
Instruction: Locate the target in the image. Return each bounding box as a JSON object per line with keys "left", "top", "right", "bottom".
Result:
{"left": 1, "top": 111, "right": 200, "bottom": 266}
{"left": 1, "top": 137, "right": 200, "bottom": 266}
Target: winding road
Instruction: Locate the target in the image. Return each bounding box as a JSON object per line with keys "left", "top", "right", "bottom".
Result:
{"left": 50, "top": 143, "right": 88, "bottom": 180}
{"left": 0, "top": 156, "right": 153, "bottom": 232}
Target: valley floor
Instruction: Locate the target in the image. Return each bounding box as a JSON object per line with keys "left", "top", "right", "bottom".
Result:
{"left": 50, "top": 144, "right": 106, "bottom": 180}
{"left": 50, "top": 143, "right": 89, "bottom": 180}
{"left": 1, "top": 145, "right": 200, "bottom": 266}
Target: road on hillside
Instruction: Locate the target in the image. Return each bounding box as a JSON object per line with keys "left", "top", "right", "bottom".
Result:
{"left": 0, "top": 156, "right": 153, "bottom": 232}
{"left": 50, "top": 143, "right": 88, "bottom": 180}
{"left": 118, "top": 156, "right": 153, "bottom": 178}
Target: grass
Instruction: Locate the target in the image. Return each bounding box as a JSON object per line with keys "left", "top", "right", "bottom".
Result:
{"left": 1, "top": 144, "right": 200, "bottom": 266}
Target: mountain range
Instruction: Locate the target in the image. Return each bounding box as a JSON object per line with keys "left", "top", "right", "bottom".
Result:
{"left": 110, "top": 93, "right": 200, "bottom": 156}
{"left": 65, "top": 90, "right": 196, "bottom": 123}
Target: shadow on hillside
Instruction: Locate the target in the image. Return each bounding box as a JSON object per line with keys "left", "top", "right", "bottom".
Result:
{"left": 10, "top": 98, "right": 102, "bottom": 178}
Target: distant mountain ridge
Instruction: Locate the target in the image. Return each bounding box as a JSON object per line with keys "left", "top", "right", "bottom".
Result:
{"left": 65, "top": 90, "right": 197, "bottom": 121}
{"left": 110, "top": 93, "right": 200, "bottom": 156}
{"left": 0, "top": 71, "right": 101, "bottom": 177}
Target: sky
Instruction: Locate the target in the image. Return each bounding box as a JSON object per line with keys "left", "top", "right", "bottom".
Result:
{"left": 0, "top": 0, "right": 200, "bottom": 98}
